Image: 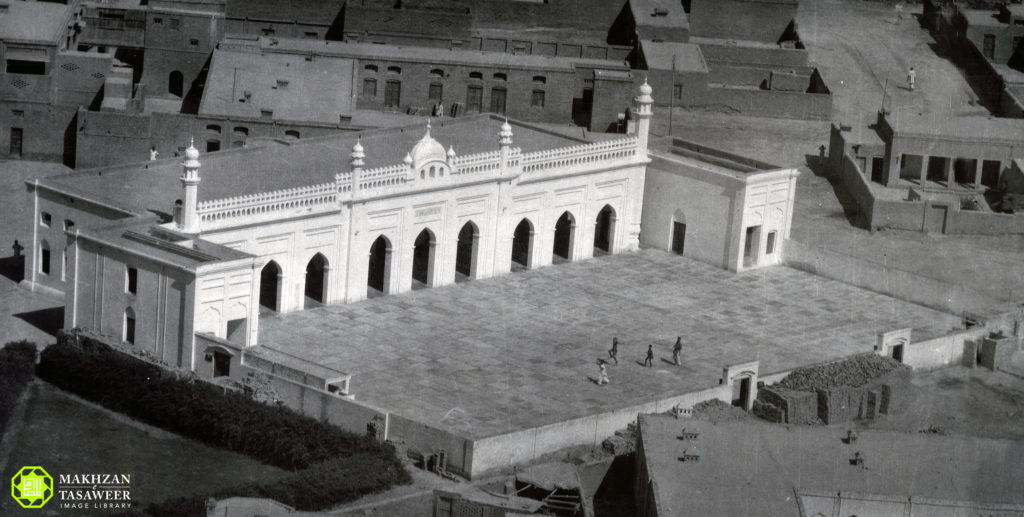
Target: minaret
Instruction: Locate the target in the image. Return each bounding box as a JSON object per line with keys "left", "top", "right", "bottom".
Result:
{"left": 498, "top": 118, "right": 513, "bottom": 172}
{"left": 351, "top": 138, "right": 364, "bottom": 196}
{"left": 633, "top": 79, "right": 653, "bottom": 160}
{"left": 179, "top": 138, "right": 201, "bottom": 233}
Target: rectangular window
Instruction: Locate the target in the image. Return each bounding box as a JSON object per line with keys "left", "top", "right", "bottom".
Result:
{"left": 11, "top": 109, "right": 23, "bottom": 117}
{"left": 489, "top": 87, "right": 507, "bottom": 114}
{"left": 189, "top": 38, "right": 199, "bottom": 47}
{"left": 276, "top": 80, "right": 289, "bottom": 89}
{"left": 673, "top": 84, "right": 682, "bottom": 100}
{"left": 983, "top": 34, "right": 996, "bottom": 59}
{"left": 384, "top": 80, "right": 401, "bottom": 108}
{"left": 261, "top": 27, "right": 275, "bottom": 36}
{"left": 126, "top": 266, "right": 138, "bottom": 294}
{"left": 766, "top": 231, "right": 777, "bottom": 254}
{"left": 363, "top": 78, "right": 377, "bottom": 96}
{"left": 531, "top": 89, "right": 545, "bottom": 108}
{"left": 168, "top": 18, "right": 180, "bottom": 30}
{"left": 428, "top": 83, "right": 443, "bottom": 101}
{"left": 466, "top": 85, "right": 482, "bottom": 112}
{"left": 304, "top": 31, "right": 318, "bottom": 39}
{"left": 153, "top": 17, "right": 163, "bottom": 24}
{"left": 64, "top": 219, "right": 74, "bottom": 230}
{"left": 260, "top": 109, "right": 273, "bottom": 119}
{"left": 40, "top": 212, "right": 51, "bottom": 227}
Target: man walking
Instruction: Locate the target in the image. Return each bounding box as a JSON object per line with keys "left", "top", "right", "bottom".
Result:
{"left": 672, "top": 337, "right": 682, "bottom": 366}
{"left": 907, "top": 67, "right": 916, "bottom": 91}
{"left": 643, "top": 344, "right": 654, "bottom": 367}
{"left": 598, "top": 362, "right": 609, "bottom": 385}
{"left": 608, "top": 337, "right": 619, "bottom": 365}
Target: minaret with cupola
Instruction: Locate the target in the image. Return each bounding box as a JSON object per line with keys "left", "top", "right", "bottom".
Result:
{"left": 351, "top": 138, "right": 364, "bottom": 196}
{"left": 498, "top": 118, "right": 513, "bottom": 172}
{"left": 632, "top": 79, "right": 653, "bottom": 160}
{"left": 179, "top": 138, "right": 201, "bottom": 233}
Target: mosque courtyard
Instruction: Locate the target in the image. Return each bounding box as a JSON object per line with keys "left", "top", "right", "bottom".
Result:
{"left": 258, "top": 249, "right": 961, "bottom": 439}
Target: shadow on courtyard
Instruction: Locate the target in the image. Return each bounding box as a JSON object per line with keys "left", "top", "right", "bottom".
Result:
{"left": 15, "top": 306, "right": 64, "bottom": 337}
{"left": 0, "top": 254, "right": 24, "bottom": 283}
{"left": 803, "top": 154, "right": 869, "bottom": 230}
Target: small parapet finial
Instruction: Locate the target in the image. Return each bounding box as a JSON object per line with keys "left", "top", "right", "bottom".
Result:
{"left": 426, "top": 118, "right": 432, "bottom": 134}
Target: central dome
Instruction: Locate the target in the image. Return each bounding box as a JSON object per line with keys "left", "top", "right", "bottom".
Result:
{"left": 408, "top": 124, "right": 447, "bottom": 168}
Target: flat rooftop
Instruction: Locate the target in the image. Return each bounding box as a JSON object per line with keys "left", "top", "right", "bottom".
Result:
{"left": 198, "top": 46, "right": 355, "bottom": 124}
{"left": 639, "top": 415, "right": 1024, "bottom": 516}
{"left": 258, "top": 250, "right": 960, "bottom": 440}
{"left": 79, "top": 220, "right": 251, "bottom": 268}
{"left": 40, "top": 114, "right": 585, "bottom": 215}
{"left": 961, "top": 8, "right": 1006, "bottom": 28}
{"left": 888, "top": 112, "right": 1024, "bottom": 142}
{"left": 224, "top": 0, "right": 344, "bottom": 24}
{"left": 630, "top": 0, "right": 689, "bottom": 30}
{"left": 0, "top": 1, "right": 70, "bottom": 43}
{"left": 639, "top": 40, "right": 707, "bottom": 73}
{"left": 224, "top": 35, "right": 630, "bottom": 72}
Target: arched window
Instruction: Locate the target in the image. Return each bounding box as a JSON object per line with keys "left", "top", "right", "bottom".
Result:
{"left": 493, "top": 73, "right": 507, "bottom": 81}
{"left": 429, "top": 68, "right": 444, "bottom": 78}
{"left": 364, "top": 64, "right": 378, "bottom": 73}
{"left": 168, "top": 70, "right": 184, "bottom": 96}
{"left": 206, "top": 124, "right": 221, "bottom": 133}
{"left": 387, "top": 66, "right": 401, "bottom": 74}
{"left": 469, "top": 71, "right": 483, "bottom": 80}
{"left": 39, "top": 240, "right": 51, "bottom": 275}
{"left": 124, "top": 307, "right": 136, "bottom": 344}
{"left": 285, "top": 129, "right": 300, "bottom": 139}
{"left": 532, "top": 75, "right": 546, "bottom": 84}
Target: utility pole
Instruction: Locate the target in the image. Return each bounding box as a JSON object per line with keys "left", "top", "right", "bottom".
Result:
{"left": 669, "top": 54, "right": 676, "bottom": 135}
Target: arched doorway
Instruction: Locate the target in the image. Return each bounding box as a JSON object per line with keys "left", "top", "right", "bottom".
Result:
{"left": 455, "top": 221, "right": 478, "bottom": 281}
{"left": 511, "top": 218, "right": 533, "bottom": 269}
{"left": 553, "top": 211, "right": 575, "bottom": 261}
{"left": 168, "top": 70, "right": 184, "bottom": 97}
{"left": 367, "top": 235, "right": 391, "bottom": 295}
{"left": 412, "top": 228, "right": 436, "bottom": 287}
{"left": 594, "top": 205, "right": 615, "bottom": 254}
{"left": 304, "top": 253, "right": 328, "bottom": 307}
{"left": 259, "top": 260, "right": 281, "bottom": 312}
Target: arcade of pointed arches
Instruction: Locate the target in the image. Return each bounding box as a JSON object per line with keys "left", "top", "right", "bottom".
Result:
{"left": 254, "top": 203, "right": 621, "bottom": 312}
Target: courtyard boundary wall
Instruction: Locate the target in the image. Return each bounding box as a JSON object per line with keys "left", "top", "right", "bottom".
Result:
{"left": 470, "top": 385, "right": 732, "bottom": 476}
{"left": 900, "top": 326, "right": 987, "bottom": 371}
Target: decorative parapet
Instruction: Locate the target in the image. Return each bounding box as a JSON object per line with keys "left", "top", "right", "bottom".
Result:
{"left": 452, "top": 148, "right": 520, "bottom": 175}
{"left": 197, "top": 181, "right": 338, "bottom": 229}
{"left": 520, "top": 136, "right": 639, "bottom": 174}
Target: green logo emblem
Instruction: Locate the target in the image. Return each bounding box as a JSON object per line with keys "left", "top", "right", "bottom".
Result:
{"left": 11, "top": 466, "right": 53, "bottom": 509}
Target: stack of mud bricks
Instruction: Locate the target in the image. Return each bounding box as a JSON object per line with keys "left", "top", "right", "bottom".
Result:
{"left": 753, "top": 387, "right": 818, "bottom": 424}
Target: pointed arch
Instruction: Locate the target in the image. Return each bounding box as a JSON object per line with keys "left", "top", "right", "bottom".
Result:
{"left": 168, "top": 70, "right": 184, "bottom": 96}
{"left": 412, "top": 228, "right": 437, "bottom": 287}
{"left": 368, "top": 235, "right": 392, "bottom": 295}
{"left": 511, "top": 218, "right": 534, "bottom": 269}
{"left": 123, "top": 307, "right": 136, "bottom": 345}
{"left": 553, "top": 211, "right": 576, "bottom": 261}
{"left": 259, "top": 260, "right": 282, "bottom": 312}
{"left": 304, "top": 253, "right": 329, "bottom": 307}
{"left": 455, "top": 220, "right": 480, "bottom": 281}
{"left": 594, "top": 204, "right": 616, "bottom": 253}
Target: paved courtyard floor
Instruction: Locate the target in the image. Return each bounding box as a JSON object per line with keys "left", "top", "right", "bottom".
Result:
{"left": 259, "top": 249, "right": 961, "bottom": 439}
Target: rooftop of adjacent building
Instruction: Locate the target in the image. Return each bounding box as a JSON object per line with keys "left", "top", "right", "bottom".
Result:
{"left": 886, "top": 110, "right": 1024, "bottom": 142}
{"left": 198, "top": 44, "right": 355, "bottom": 124}
{"left": 655, "top": 137, "right": 787, "bottom": 177}
{"left": 0, "top": 0, "right": 72, "bottom": 44}
{"left": 76, "top": 218, "right": 252, "bottom": 269}
{"left": 639, "top": 40, "right": 708, "bottom": 72}
{"left": 40, "top": 114, "right": 587, "bottom": 216}
{"left": 224, "top": 0, "right": 343, "bottom": 24}
{"left": 630, "top": 0, "right": 690, "bottom": 30}
{"left": 959, "top": 7, "right": 1015, "bottom": 27}
{"left": 638, "top": 414, "right": 1024, "bottom": 516}
{"left": 219, "top": 34, "right": 630, "bottom": 72}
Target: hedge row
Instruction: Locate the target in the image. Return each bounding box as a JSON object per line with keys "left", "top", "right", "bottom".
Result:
{"left": 36, "top": 341, "right": 401, "bottom": 472}
{"left": 0, "top": 341, "right": 38, "bottom": 435}
{"left": 131, "top": 453, "right": 410, "bottom": 516}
